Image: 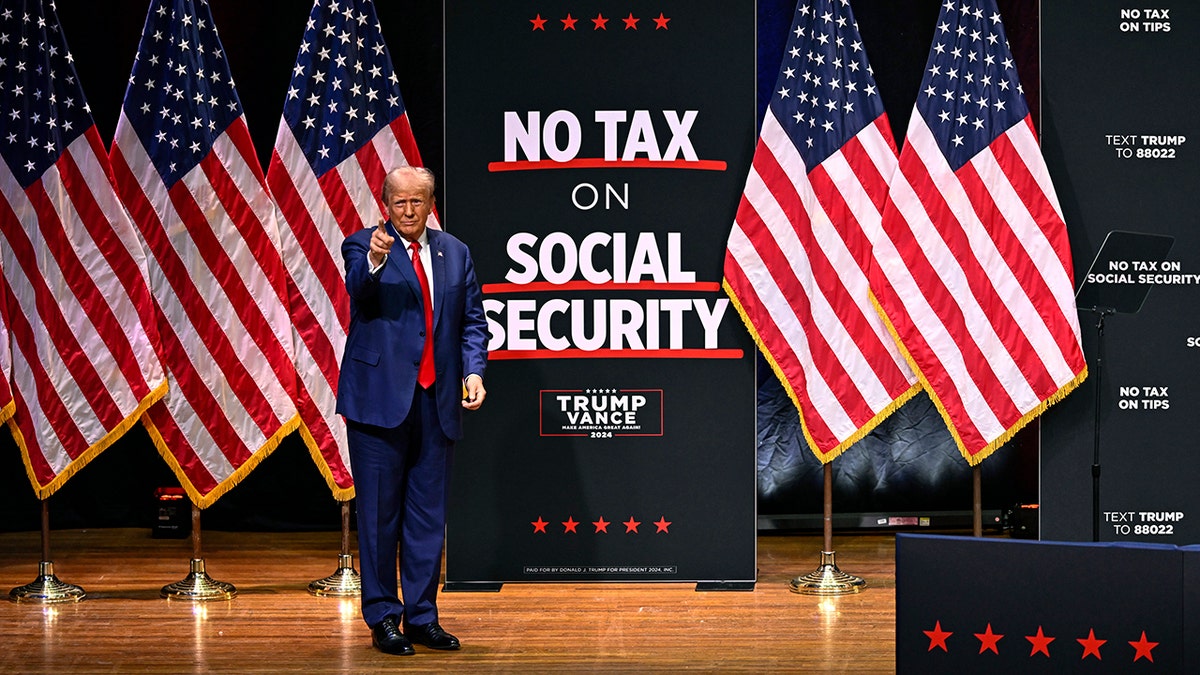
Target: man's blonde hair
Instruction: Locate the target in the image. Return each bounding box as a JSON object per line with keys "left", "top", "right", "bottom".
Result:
{"left": 381, "top": 166, "right": 436, "bottom": 203}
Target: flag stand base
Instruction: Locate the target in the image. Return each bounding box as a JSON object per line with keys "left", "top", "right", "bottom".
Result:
{"left": 8, "top": 561, "right": 86, "bottom": 603}
{"left": 308, "top": 554, "right": 361, "bottom": 596}
{"left": 161, "top": 558, "right": 236, "bottom": 600}
{"left": 789, "top": 551, "right": 866, "bottom": 595}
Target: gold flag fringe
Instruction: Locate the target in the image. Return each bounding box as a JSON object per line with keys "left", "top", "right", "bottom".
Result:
{"left": 869, "top": 291, "right": 1089, "bottom": 466}
{"left": 145, "top": 411, "right": 302, "bottom": 509}
{"left": 15, "top": 379, "right": 169, "bottom": 500}
{"left": 723, "top": 279, "right": 921, "bottom": 464}
{"left": 297, "top": 421, "right": 355, "bottom": 502}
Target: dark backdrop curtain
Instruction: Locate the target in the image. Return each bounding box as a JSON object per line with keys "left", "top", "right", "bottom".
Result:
{"left": 0, "top": 0, "right": 1038, "bottom": 532}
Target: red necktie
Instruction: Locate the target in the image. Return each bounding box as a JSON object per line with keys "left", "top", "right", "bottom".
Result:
{"left": 410, "top": 241, "right": 436, "bottom": 388}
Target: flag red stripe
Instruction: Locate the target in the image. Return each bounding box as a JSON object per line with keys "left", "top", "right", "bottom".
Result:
{"left": 163, "top": 176, "right": 286, "bottom": 437}
{"left": 986, "top": 133, "right": 1084, "bottom": 364}
{"left": 895, "top": 152, "right": 1025, "bottom": 420}
{"left": 224, "top": 118, "right": 270, "bottom": 189}
{"left": 286, "top": 277, "right": 341, "bottom": 392}
{"left": 0, "top": 186, "right": 124, "bottom": 432}
{"left": 267, "top": 151, "right": 351, "bottom": 334}
{"left": 317, "top": 166, "right": 365, "bottom": 238}
{"left": 806, "top": 162, "right": 914, "bottom": 397}
{"left": 24, "top": 183, "right": 133, "bottom": 419}
{"left": 6, "top": 378, "right": 57, "bottom": 483}
{"left": 724, "top": 256, "right": 841, "bottom": 451}
{"left": 81, "top": 126, "right": 160, "bottom": 329}
{"left": 391, "top": 116, "right": 425, "bottom": 172}
{"left": 354, "top": 139, "right": 386, "bottom": 203}
{"left": 1018, "top": 116, "right": 1076, "bottom": 278}
{"left": 0, "top": 271, "right": 85, "bottom": 471}
{"left": 147, "top": 405, "right": 220, "bottom": 495}
{"left": 292, "top": 377, "right": 352, "bottom": 488}
{"left": 199, "top": 150, "right": 290, "bottom": 309}
{"left": 886, "top": 158, "right": 1017, "bottom": 442}
{"left": 56, "top": 147, "right": 154, "bottom": 398}
{"left": 869, "top": 245, "right": 992, "bottom": 453}
{"left": 110, "top": 146, "right": 256, "bottom": 464}
{"left": 80, "top": 127, "right": 164, "bottom": 369}
{"left": 751, "top": 149, "right": 875, "bottom": 422}
{"left": 219, "top": 125, "right": 295, "bottom": 314}
{"left": 848, "top": 118, "right": 897, "bottom": 211}
{"left": 196, "top": 152, "right": 303, "bottom": 396}
{"left": 727, "top": 212, "right": 809, "bottom": 397}
{"left": 728, "top": 231, "right": 844, "bottom": 448}
{"left": 953, "top": 160, "right": 1058, "bottom": 399}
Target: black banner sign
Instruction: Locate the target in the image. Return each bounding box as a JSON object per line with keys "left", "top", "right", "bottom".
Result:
{"left": 443, "top": 2, "right": 758, "bottom": 582}
{"left": 1041, "top": 0, "right": 1200, "bottom": 543}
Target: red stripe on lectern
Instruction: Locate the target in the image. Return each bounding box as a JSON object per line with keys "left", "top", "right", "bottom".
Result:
{"left": 490, "top": 349, "right": 744, "bottom": 360}
{"left": 482, "top": 281, "right": 722, "bottom": 294}
{"left": 487, "top": 158, "right": 727, "bottom": 172}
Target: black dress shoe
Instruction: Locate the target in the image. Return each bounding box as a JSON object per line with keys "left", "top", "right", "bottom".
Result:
{"left": 371, "top": 617, "right": 415, "bottom": 655}
{"left": 404, "top": 621, "right": 461, "bottom": 650}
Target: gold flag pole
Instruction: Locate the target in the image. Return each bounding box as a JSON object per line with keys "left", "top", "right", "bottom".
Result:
{"left": 308, "top": 499, "right": 361, "bottom": 596}
{"left": 9, "top": 499, "right": 85, "bottom": 603}
{"left": 790, "top": 463, "right": 866, "bottom": 595}
{"left": 161, "top": 503, "right": 236, "bottom": 600}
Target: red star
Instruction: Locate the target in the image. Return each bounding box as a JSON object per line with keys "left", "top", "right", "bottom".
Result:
{"left": 654, "top": 516, "right": 671, "bottom": 533}
{"left": 1077, "top": 629, "right": 1106, "bottom": 660}
{"left": 531, "top": 516, "right": 548, "bottom": 533}
{"left": 591, "top": 14, "right": 608, "bottom": 30}
{"left": 561, "top": 517, "right": 579, "bottom": 533}
{"left": 592, "top": 517, "right": 610, "bottom": 533}
{"left": 653, "top": 13, "right": 670, "bottom": 30}
{"left": 1129, "top": 631, "right": 1158, "bottom": 663}
{"left": 1025, "top": 626, "right": 1055, "bottom": 657}
{"left": 622, "top": 13, "right": 639, "bottom": 30}
{"left": 974, "top": 623, "right": 1003, "bottom": 655}
{"left": 923, "top": 621, "right": 952, "bottom": 652}
{"left": 561, "top": 14, "right": 578, "bottom": 31}
{"left": 530, "top": 14, "right": 547, "bottom": 31}
{"left": 623, "top": 516, "right": 641, "bottom": 533}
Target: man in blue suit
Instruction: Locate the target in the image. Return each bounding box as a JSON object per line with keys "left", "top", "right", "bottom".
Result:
{"left": 337, "top": 166, "right": 488, "bottom": 656}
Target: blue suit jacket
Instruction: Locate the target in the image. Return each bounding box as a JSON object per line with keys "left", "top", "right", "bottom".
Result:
{"left": 336, "top": 223, "right": 488, "bottom": 440}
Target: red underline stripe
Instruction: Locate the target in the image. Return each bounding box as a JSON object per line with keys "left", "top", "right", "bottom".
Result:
{"left": 482, "top": 281, "right": 722, "bottom": 294}
{"left": 487, "top": 158, "right": 727, "bottom": 172}
{"left": 490, "top": 349, "right": 744, "bottom": 360}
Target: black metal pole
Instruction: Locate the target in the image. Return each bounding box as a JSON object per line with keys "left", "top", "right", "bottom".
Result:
{"left": 40, "top": 499, "right": 51, "bottom": 562}
{"left": 1091, "top": 308, "right": 1111, "bottom": 543}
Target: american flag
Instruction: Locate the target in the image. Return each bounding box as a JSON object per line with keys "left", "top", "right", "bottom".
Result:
{"left": 0, "top": 0, "right": 167, "bottom": 498}
{"left": 109, "top": 0, "right": 301, "bottom": 506}
{"left": 0, "top": 291, "right": 14, "bottom": 425}
{"left": 724, "top": 0, "right": 918, "bottom": 461}
{"left": 869, "top": 0, "right": 1086, "bottom": 464}
{"left": 266, "top": 0, "right": 436, "bottom": 499}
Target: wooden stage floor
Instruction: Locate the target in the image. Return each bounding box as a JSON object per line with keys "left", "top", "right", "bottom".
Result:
{"left": 1, "top": 528, "right": 904, "bottom": 673}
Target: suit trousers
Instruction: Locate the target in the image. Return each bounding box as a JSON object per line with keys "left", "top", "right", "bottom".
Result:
{"left": 347, "top": 384, "right": 453, "bottom": 628}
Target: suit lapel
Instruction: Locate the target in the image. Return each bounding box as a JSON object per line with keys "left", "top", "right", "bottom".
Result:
{"left": 428, "top": 229, "right": 446, "bottom": 330}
